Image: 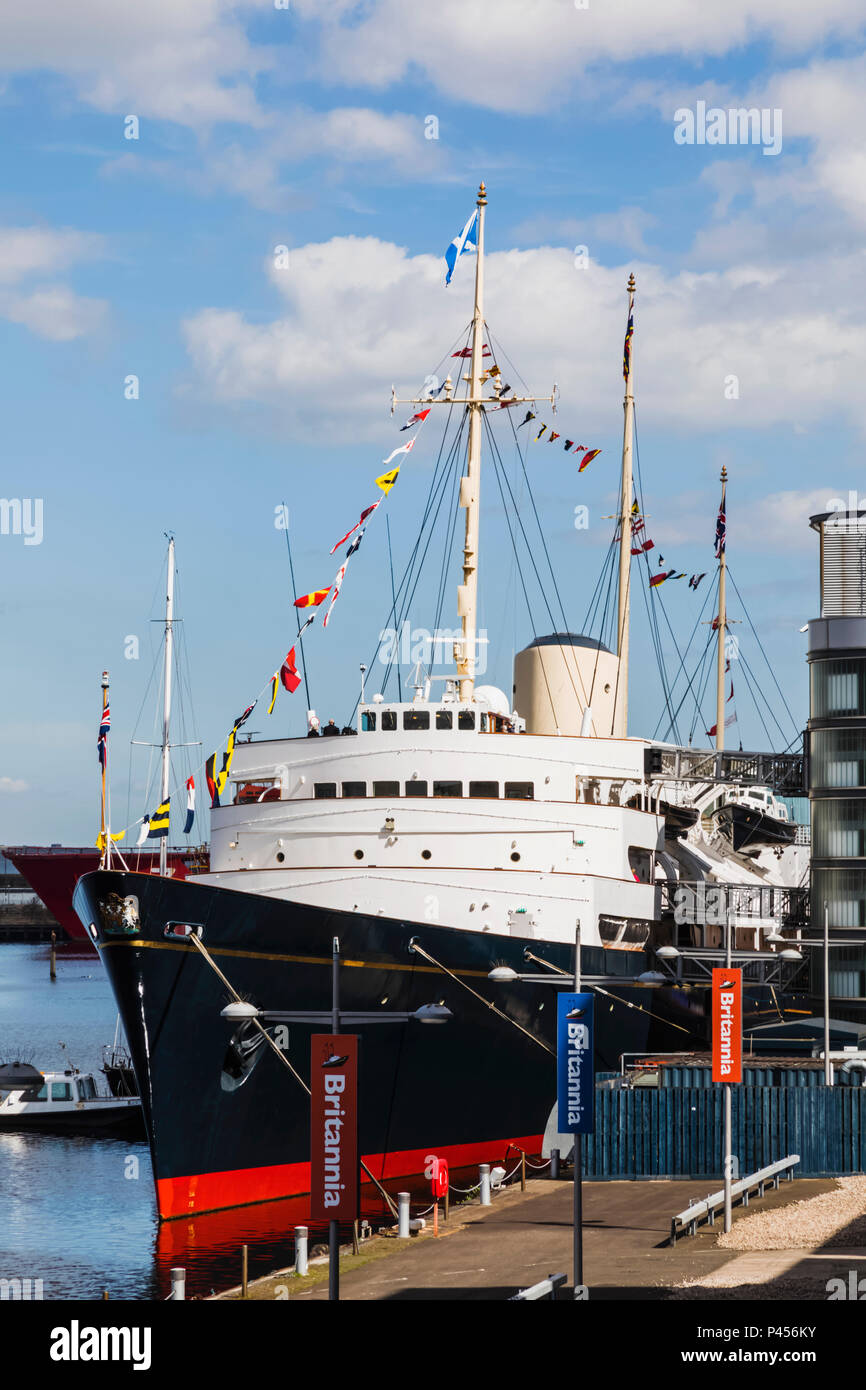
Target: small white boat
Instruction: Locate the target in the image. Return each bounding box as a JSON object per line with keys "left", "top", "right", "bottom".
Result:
{"left": 0, "top": 1065, "right": 142, "bottom": 1134}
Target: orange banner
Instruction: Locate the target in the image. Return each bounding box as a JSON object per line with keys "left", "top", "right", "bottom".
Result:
{"left": 712, "top": 968, "right": 742, "bottom": 1083}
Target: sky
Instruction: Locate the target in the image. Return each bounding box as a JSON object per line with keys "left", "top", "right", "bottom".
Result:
{"left": 1, "top": 0, "right": 864, "bottom": 846}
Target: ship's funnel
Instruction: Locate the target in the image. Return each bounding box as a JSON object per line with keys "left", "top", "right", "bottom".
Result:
{"left": 513, "top": 633, "right": 620, "bottom": 736}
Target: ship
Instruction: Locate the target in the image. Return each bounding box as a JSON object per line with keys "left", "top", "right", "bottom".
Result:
{"left": 3, "top": 845, "right": 208, "bottom": 942}
{"left": 73, "top": 184, "right": 810, "bottom": 1221}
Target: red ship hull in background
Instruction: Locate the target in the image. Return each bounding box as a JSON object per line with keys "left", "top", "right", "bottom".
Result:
{"left": 4, "top": 846, "right": 209, "bottom": 943}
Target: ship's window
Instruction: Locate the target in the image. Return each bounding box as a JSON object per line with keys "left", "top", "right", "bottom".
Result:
{"left": 458, "top": 711, "right": 475, "bottom": 730}
{"left": 381, "top": 710, "right": 397, "bottom": 731}
{"left": 510, "top": 852, "right": 521, "bottom": 862}
{"left": 314, "top": 783, "right": 337, "bottom": 799}
{"left": 469, "top": 781, "right": 499, "bottom": 799}
{"left": 235, "top": 781, "right": 280, "bottom": 805}
{"left": 505, "top": 782, "right": 534, "bottom": 800}
{"left": 77, "top": 1076, "right": 96, "bottom": 1100}
{"left": 28, "top": 1085, "right": 48, "bottom": 1102}
{"left": 405, "top": 780, "right": 428, "bottom": 797}
{"left": 373, "top": 781, "right": 400, "bottom": 796}
{"left": 422, "top": 849, "right": 432, "bottom": 860}
{"left": 342, "top": 782, "right": 367, "bottom": 798}
{"left": 361, "top": 711, "right": 376, "bottom": 731}
{"left": 276, "top": 851, "right": 285, "bottom": 863}
{"left": 51, "top": 1082, "right": 72, "bottom": 1102}
{"left": 433, "top": 781, "right": 462, "bottom": 798}
{"left": 404, "top": 710, "right": 430, "bottom": 730}
{"left": 436, "top": 710, "right": 453, "bottom": 730}
{"left": 354, "top": 850, "right": 364, "bottom": 860}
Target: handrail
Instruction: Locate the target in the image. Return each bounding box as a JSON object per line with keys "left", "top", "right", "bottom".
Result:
{"left": 669, "top": 1154, "right": 800, "bottom": 1244}
{"left": 509, "top": 1273, "right": 567, "bottom": 1301}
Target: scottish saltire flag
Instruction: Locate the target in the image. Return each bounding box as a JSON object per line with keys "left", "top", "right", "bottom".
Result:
{"left": 183, "top": 777, "right": 195, "bottom": 834}
{"left": 444, "top": 208, "right": 478, "bottom": 286}
{"left": 97, "top": 702, "right": 110, "bottom": 767}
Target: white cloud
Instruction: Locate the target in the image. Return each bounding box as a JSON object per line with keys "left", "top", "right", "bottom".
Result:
{"left": 293, "top": 0, "right": 866, "bottom": 115}
{"left": 0, "top": 0, "right": 270, "bottom": 128}
{"left": 3, "top": 285, "right": 108, "bottom": 341}
{"left": 0, "top": 777, "right": 29, "bottom": 794}
{"left": 181, "top": 234, "right": 866, "bottom": 441}
{"left": 0, "top": 226, "right": 104, "bottom": 285}
{"left": 0, "top": 226, "right": 108, "bottom": 340}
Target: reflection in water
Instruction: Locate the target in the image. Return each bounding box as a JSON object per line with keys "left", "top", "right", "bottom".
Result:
{"left": 0, "top": 945, "right": 453, "bottom": 1300}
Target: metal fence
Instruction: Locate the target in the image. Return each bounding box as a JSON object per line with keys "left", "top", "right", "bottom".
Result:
{"left": 580, "top": 1087, "right": 866, "bottom": 1178}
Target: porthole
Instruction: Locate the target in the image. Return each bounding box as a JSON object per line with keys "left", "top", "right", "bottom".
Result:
{"left": 354, "top": 849, "right": 364, "bottom": 860}
{"left": 421, "top": 849, "right": 432, "bottom": 860}
{"left": 276, "top": 851, "right": 285, "bottom": 863}
{"left": 510, "top": 852, "right": 521, "bottom": 862}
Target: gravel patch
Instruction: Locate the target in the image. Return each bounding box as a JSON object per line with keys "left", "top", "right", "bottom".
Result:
{"left": 715, "top": 1176, "right": 866, "bottom": 1251}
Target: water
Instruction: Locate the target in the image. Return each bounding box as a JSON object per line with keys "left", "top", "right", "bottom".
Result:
{"left": 0, "top": 944, "right": 403, "bottom": 1300}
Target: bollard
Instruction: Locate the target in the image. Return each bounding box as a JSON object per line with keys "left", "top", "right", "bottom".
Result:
{"left": 398, "top": 1192, "right": 410, "bottom": 1239}
{"left": 479, "top": 1164, "right": 491, "bottom": 1205}
{"left": 352, "top": 1221, "right": 360, "bottom": 1256}
{"left": 170, "top": 1268, "right": 186, "bottom": 1301}
{"left": 294, "top": 1226, "right": 308, "bottom": 1277}
{"left": 444, "top": 1183, "right": 449, "bottom": 1223}
{"left": 550, "top": 1149, "right": 560, "bottom": 1181}
{"left": 241, "top": 1244, "right": 248, "bottom": 1298}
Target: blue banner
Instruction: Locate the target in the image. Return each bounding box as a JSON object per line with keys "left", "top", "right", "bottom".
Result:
{"left": 557, "top": 993, "right": 595, "bottom": 1134}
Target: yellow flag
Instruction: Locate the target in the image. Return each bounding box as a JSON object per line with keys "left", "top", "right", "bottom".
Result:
{"left": 96, "top": 831, "right": 125, "bottom": 850}
{"left": 375, "top": 467, "right": 400, "bottom": 494}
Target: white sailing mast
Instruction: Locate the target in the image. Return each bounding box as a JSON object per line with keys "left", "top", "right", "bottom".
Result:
{"left": 390, "top": 182, "right": 554, "bottom": 703}
{"left": 159, "top": 536, "right": 175, "bottom": 876}
{"left": 715, "top": 466, "right": 728, "bottom": 751}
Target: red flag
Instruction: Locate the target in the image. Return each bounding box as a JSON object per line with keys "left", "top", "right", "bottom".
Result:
{"left": 330, "top": 501, "right": 380, "bottom": 555}
{"left": 294, "top": 588, "right": 330, "bottom": 609}
{"left": 280, "top": 647, "right": 301, "bottom": 693}
{"left": 578, "top": 448, "right": 601, "bottom": 472}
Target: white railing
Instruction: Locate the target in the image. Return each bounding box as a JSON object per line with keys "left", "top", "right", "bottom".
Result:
{"left": 509, "top": 1273, "right": 568, "bottom": 1300}
{"left": 669, "top": 1155, "right": 800, "bottom": 1244}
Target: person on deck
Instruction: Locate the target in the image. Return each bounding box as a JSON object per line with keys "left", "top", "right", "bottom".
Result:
{"left": 322, "top": 718, "right": 340, "bottom": 737}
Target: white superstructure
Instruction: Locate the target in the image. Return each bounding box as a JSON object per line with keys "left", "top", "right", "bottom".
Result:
{"left": 197, "top": 697, "right": 662, "bottom": 948}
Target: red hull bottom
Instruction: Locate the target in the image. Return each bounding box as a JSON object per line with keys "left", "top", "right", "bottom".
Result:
{"left": 155, "top": 1132, "right": 545, "bottom": 1220}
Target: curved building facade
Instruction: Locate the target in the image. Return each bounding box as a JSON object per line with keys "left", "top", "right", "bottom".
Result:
{"left": 807, "top": 510, "right": 866, "bottom": 1019}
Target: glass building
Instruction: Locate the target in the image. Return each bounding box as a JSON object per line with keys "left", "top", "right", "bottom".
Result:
{"left": 808, "top": 509, "right": 866, "bottom": 1018}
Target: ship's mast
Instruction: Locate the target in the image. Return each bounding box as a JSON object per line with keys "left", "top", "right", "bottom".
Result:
{"left": 456, "top": 182, "right": 487, "bottom": 702}
{"left": 99, "top": 668, "right": 110, "bottom": 868}
{"left": 160, "top": 536, "right": 175, "bottom": 876}
{"left": 715, "top": 466, "right": 728, "bottom": 752}
{"left": 389, "top": 184, "right": 554, "bottom": 702}
{"left": 614, "top": 273, "right": 636, "bottom": 738}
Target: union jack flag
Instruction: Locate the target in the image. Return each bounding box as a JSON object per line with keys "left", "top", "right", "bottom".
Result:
{"left": 714, "top": 504, "right": 726, "bottom": 558}
{"left": 98, "top": 703, "right": 110, "bottom": 768}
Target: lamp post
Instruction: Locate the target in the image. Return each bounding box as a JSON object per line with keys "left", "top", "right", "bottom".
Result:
{"left": 220, "top": 935, "right": 451, "bottom": 1301}
{"left": 490, "top": 922, "right": 593, "bottom": 1300}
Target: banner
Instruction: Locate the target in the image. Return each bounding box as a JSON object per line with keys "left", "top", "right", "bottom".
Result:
{"left": 309, "top": 1034, "right": 359, "bottom": 1222}
{"left": 712, "top": 967, "right": 742, "bottom": 1083}
{"left": 556, "top": 992, "right": 595, "bottom": 1134}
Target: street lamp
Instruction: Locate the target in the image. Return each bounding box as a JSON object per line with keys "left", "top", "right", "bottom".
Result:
{"left": 218, "top": 935, "right": 451, "bottom": 1302}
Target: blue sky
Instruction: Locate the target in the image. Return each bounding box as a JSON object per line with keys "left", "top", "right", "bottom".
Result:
{"left": 2, "top": 0, "right": 864, "bottom": 845}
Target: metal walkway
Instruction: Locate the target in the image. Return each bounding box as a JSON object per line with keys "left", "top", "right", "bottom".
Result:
{"left": 645, "top": 745, "right": 805, "bottom": 794}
